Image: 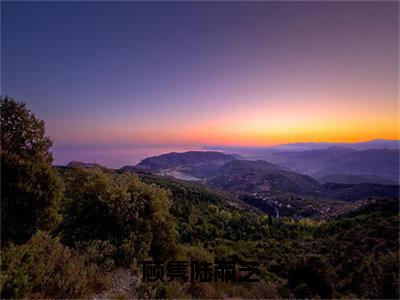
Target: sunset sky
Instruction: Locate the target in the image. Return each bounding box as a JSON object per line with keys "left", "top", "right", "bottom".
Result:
{"left": 1, "top": 1, "right": 399, "bottom": 166}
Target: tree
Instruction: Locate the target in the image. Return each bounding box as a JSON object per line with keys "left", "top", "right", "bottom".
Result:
{"left": 1, "top": 96, "right": 53, "bottom": 164}
{"left": 1, "top": 96, "right": 63, "bottom": 244}
{"left": 59, "top": 167, "right": 177, "bottom": 264}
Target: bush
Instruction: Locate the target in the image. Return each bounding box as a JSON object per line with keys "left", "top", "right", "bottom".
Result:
{"left": 0, "top": 231, "right": 109, "bottom": 298}
{"left": 59, "top": 168, "right": 177, "bottom": 264}
{"left": 294, "top": 283, "right": 312, "bottom": 299}
{"left": 355, "top": 251, "right": 399, "bottom": 299}
{"left": 75, "top": 239, "right": 116, "bottom": 272}
{"left": 288, "top": 254, "right": 336, "bottom": 298}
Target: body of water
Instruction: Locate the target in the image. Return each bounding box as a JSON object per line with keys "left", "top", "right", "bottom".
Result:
{"left": 52, "top": 144, "right": 204, "bottom": 169}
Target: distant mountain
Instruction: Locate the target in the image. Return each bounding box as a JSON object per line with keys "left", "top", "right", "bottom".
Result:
{"left": 349, "top": 139, "right": 399, "bottom": 150}
{"left": 125, "top": 151, "right": 322, "bottom": 195}
{"left": 319, "top": 174, "right": 397, "bottom": 185}
{"left": 269, "top": 139, "right": 399, "bottom": 152}
{"left": 252, "top": 148, "right": 399, "bottom": 182}
{"left": 122, "top": 151, "right": 241, "bottom": 180}
{"left": 268, "top": 142, "right": 343, "bottom": 152}
{"left": 321, "top": 182, "right": 399, "bottom": 201}
{"left": 208, "top": 139, "right": 399, "bottom": 156}
{"left": 67, "top": 161, "right": 103, "bottom": 168}
{"left": 118, "top": 149, "right": 399, "bottom": 201}
{"left": 207, "top": 159, "right": 321, "bottom": 195}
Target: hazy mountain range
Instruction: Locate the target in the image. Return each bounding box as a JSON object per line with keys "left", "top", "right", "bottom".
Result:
{"left": 266, "top": 138, "right": 399, "bottom": 152}
{"left": 113, "top": 139, "right": 399, "bottom": 201}
{"left": 67, "top": 139, "right": 399, "bottom": 203}
{"left": 207, "top": 139, "right": 399, "bottom": 184}
{"left": 252, "top": 148, "right": 399, "bottom": 182}
{"left": 208, "top": 139, "right": 399, "bottom": 153}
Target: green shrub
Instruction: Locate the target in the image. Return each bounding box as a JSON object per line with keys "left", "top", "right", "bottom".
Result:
{"left": 175, "top": 243, "right": 213, "bottom": 261}
{"left": 75, "top": 239, "right": 116, "bottom": 272}
{"left": 355, "top": 251, "right": 399, "bottom": 299}
{"left": 0, "top": 231, "right": 109, "bottom": 298}
{"left": 59, "top": 168, "right": 178, "bottom": 264}
{"left": 288, "top": 254, "right": 336, "bottom": 298}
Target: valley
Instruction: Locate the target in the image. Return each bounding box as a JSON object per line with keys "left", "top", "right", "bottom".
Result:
{"left": 88, "top": 145, "right": 398, "bottom": 221}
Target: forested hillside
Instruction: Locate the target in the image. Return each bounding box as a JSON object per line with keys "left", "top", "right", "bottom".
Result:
{"left": 1, "top": 97, "right": 399, "bottom": 299}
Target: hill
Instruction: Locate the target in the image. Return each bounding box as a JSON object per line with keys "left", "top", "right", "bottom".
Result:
{"left": 123, "top": 151, "right": 399, "bottom": 202}
{"left": 122, "top": 151, "right": 241, "bottom": 180}
{"left": 135, "top": 169, "right": 400, "bottom": 298}
{"left": 207, "top": 159, "right": 321, "bottom": 195}
{"left": 255, "top": 148, "right": 399, "bottom": 182}
{"left": 319, "top": 173, "right": 397, "bottom": 185}
{"left": 321, "top": 182, "right": 399, "bottom": 201}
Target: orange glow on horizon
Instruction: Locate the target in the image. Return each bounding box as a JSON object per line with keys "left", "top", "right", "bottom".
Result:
{"left": 52, "top": 108, "right": 399, "bottom": 147}
{"left": 49, "top": 90, "right": 399, "bottom": 147}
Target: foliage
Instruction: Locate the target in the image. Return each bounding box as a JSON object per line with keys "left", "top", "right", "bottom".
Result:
{"left": 0, "top": 96, "right": 53, "bottom": 164}
{"left": 311, "top": 199, "right": 400, "bottom": 298}
{"left": 1, "top": 96, "right": 63, "bottom": 244}
{"left": 59, "top": 167, "right": 178, "bottom": 264}
{"left": 75, "top": 239, "right": 116, "bottom": 272}
{"left": 287, "top": 254, "right": 335, "bottom": 298}
{"left": 135, "top": 173, "right": 399, "bottom": 299}
{"left": 0, "top": 231, "right": 109, "bottom": 298}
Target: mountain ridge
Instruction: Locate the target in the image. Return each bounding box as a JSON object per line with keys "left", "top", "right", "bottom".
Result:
{"left": 207, "top": 159, "right": 322, "bottom": 196}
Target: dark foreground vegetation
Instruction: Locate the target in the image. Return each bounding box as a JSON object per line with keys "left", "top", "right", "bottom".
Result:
{"left": 1, "top": 96, "right": 399, "bottom": 299}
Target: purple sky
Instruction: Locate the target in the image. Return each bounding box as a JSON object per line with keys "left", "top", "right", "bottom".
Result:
{"left": 1, "top": 1, "right": 398, "bottom": 167}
